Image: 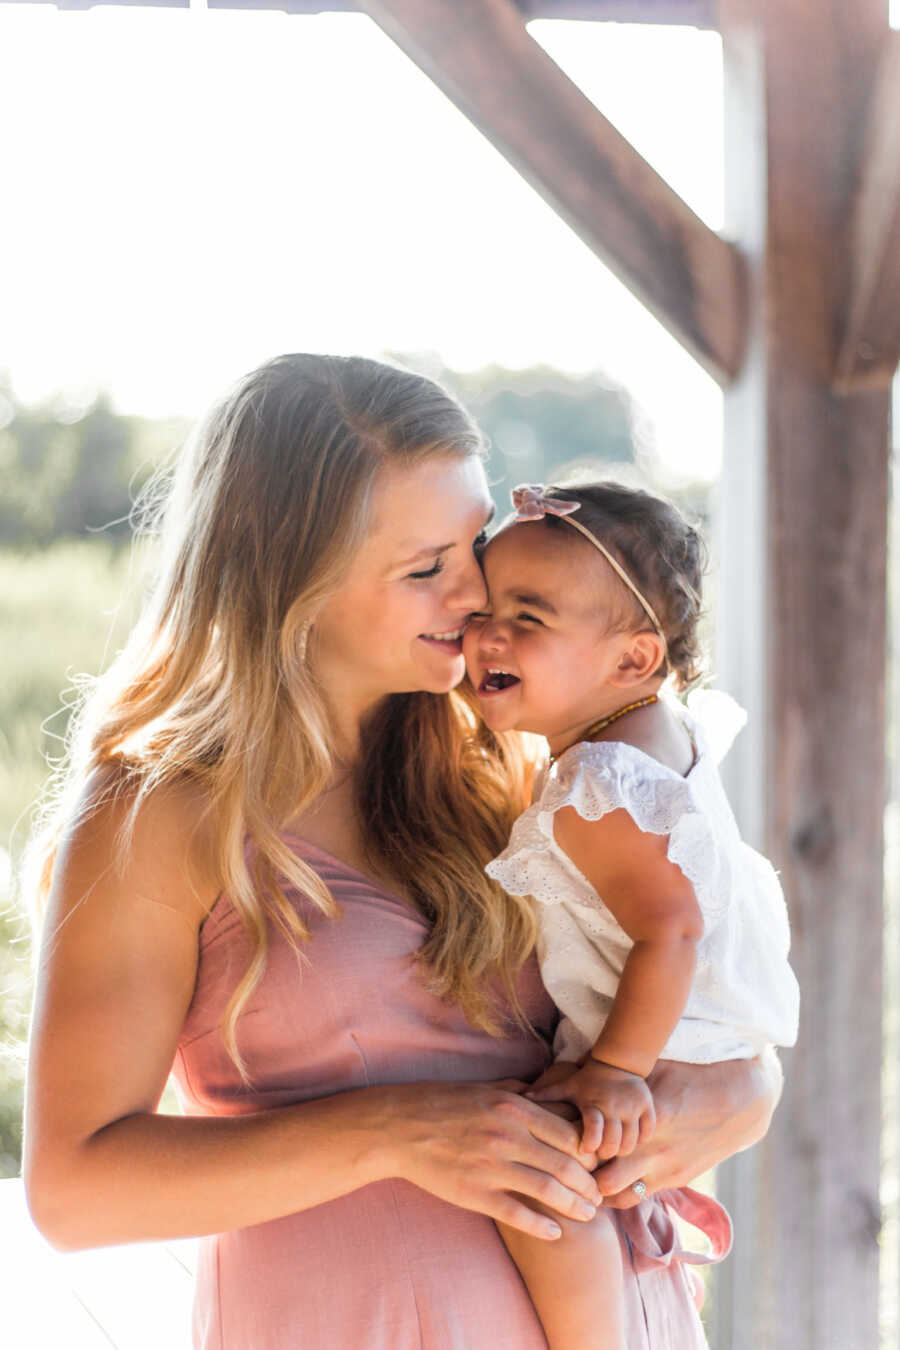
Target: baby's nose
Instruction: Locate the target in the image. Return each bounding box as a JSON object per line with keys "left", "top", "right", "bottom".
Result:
{"left": 478, "top": 619, "right": 507, "bottom": 652}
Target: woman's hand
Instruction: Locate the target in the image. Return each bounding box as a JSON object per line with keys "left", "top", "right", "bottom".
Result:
{"left": 371, "top": 1079, "right": 602, "bottom": 1241}
{"left": 594, "top": 1050, "right": 783, "bottom": 1208}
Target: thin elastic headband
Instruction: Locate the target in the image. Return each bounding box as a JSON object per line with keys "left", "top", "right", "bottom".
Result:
{"left": 510, "top": 484, "right": 667, "bottom": 647}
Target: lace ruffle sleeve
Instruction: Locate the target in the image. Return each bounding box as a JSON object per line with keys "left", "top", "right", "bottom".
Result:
{"left": 486, "top": 739, "right": 734, "bottom": 935}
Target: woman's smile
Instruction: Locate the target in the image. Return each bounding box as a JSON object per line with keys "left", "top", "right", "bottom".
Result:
{"left": 419, "top": 623, "right": 469, "bottom": 655}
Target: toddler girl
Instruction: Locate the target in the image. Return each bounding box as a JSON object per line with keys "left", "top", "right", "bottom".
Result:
{"left": 463, "top": 481, "right": 799, "bottom": 1350}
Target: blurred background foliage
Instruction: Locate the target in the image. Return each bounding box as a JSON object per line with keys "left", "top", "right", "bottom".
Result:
{"left": 0, "top": 377, "right": 189, "bottom": 549}
{"left": 0, "top": 360, "right": 710, "bottom": 1178}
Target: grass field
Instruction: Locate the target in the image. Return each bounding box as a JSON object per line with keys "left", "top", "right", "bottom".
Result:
{"left": 0, "top": 540, "right": 150, "bottom": 1176}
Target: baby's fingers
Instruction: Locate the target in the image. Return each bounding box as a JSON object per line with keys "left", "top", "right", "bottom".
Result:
{"left": 526, "top": 1078, "right": 575, "bottom": 1104}
{"left": 618, "top": 1117, "right": 640, "bottom": 1157}
{"left": 597, "top": 1115, "right": 623, "bottom": 1162}
{"left": 638, "top": 1104, "right": 657, "bottom": 1146}
{"left": 579, "top": 1107, "right": 605, "bottom": 1155}
{"left": 528, "top": 1062, "right": 577, "bottom": 1093}
{"left": 521, "top": 1098, "right": 591, "bottom": 1167}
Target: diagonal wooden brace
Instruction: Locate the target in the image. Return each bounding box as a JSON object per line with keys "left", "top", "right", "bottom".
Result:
{"left": 358, "top": 0, "right": 748, "bottom": 384}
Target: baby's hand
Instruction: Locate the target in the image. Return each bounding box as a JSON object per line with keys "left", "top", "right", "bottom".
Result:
{"left": 528, "top": 1059, "right": 656, "bottom": 1159}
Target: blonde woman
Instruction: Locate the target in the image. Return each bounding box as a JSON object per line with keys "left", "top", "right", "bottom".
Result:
{"left": 23, "top": 354, "right": 780, "bottom": 1349}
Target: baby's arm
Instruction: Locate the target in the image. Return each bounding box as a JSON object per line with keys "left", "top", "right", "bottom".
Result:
{"left": 531, "top": 806, "right": 704, "bottom": 1156}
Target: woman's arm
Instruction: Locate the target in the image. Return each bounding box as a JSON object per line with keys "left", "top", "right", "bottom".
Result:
{"left": 24, "top": 778, "right": 599, "bottom": 1251}
{"left": 596, "top": 1050, "right": 783, "bottom": 1208}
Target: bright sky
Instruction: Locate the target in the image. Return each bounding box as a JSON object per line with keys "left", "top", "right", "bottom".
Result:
{"left": 1, "top": 3, "right": 897, "bottom": 480}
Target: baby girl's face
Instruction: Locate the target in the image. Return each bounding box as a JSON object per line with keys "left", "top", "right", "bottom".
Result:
{"left": 463, "top": 522, "right": 637, "bottom": 751}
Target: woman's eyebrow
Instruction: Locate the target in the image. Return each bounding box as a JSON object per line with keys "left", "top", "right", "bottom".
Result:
{"left": 395, "top": 542, "right": 454, "bottom": 567}
{"left": 395, "top": 503, "right": 495, "bottom": 568}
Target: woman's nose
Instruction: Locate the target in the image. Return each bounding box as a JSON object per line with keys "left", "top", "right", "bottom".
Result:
{"left": 448, "top": 556, "right": 488, "bottom": 614}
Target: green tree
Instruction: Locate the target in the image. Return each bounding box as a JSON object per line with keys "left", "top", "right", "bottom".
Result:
{"left": 426, "top": 361, "right": 639, "bottom": 508}
{"left": 0, "top": 378, "right": 188, "bottom": 549}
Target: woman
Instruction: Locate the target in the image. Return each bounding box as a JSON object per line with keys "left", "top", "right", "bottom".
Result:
{"left": 23, "top": 354, "right": 780, "bottom": 1349}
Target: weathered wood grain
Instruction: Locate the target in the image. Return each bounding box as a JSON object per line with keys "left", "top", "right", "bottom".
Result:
{"left": 835, "top": 30, "right": 900, "bottom": 393}
{"left": 356, "top": 0, "right": 747, "bottom": 384}
{"left": 717, "top": 3, "right": 891, "bottom": 1347}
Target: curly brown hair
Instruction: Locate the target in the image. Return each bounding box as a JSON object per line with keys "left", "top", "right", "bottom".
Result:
{"left": 541, "top": 481, "right": 707, "bottom": 690}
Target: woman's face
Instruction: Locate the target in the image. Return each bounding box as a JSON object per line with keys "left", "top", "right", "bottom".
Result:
{"left": 312, "top": 455, "right": 494, "bottom": 711}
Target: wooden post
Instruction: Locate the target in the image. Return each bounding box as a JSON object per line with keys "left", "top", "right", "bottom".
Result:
{"left": 835, "top": 31, "right": 900, "bottom": 394}
{"left": 718, "top": 3, "right": 891, "bottom": 1346}
{"left": 713, "top": 28, "right": 769, "bottom": 1341}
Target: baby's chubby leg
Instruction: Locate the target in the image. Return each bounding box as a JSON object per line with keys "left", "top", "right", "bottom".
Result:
{"left": 498, "top": 1203, "right": 626, "bottom": 1350}
{"left": 497, "top": 1064, "right": 626, "bottom": 1348}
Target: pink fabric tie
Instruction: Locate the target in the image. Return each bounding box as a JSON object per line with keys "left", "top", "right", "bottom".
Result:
{"left": 617, "top": 1185, "right": 733, "bottom": 1275}
{"left": 511, "top": 483, "right": 581, "bottom": 521}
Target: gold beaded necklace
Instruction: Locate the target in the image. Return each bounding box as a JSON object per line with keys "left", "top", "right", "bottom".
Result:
{"left": 549, "top": 694, "right": 659, "bottom": 765}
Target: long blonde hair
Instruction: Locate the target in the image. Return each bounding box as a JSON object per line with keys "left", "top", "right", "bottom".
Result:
{"left": 28, "top": 354, "right": 536, "bottom": 1078}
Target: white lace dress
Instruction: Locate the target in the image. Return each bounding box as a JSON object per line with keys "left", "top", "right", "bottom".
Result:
{"left": 486, "top": 692, "right": 800, "bottom": 1064}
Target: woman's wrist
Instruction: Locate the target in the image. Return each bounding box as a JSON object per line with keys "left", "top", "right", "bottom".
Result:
{"left": 332, "top": 1083, "right": 423, "bottom": 1187}
{"left": 648, "top": 1051, "right": 780, "bottom": 1139}
{"left": 339, "top": 1078, "right": 602, "bottom": 1240}
{"left": 647, "top": 1052, "right": 783, "bottom": 1166}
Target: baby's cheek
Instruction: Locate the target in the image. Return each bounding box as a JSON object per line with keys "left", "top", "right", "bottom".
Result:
{"left": 461, "top": 631, "right": 480, "bottom": 677}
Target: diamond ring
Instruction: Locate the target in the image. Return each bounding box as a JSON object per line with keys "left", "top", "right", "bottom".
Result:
{"left": 631, "top": 1179, "right": 648, "bottom": 1200}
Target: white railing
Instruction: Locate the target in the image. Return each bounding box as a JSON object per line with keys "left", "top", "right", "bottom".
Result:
{"left": 0, "top": 1178, "right": 196, "bottom": 1349}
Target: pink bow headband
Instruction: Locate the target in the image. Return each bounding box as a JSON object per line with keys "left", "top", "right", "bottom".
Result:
{"left": 509, "top": 484, "right": 666, "bottom": 645}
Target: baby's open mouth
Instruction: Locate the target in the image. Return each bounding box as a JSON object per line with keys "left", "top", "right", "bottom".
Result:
{"left": 478, "top": 668, "right": 521, "bottom": 694}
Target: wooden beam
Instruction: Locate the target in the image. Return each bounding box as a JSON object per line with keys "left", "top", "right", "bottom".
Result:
{"left": 835, "top": 30, "right": 900, "bottom": 392}
{"left": 716, "top": 3, "right": 890, "bottom": 1347}
{"left": 38, "top": 0, "right": 721, "bottom": 19}
{"left": 37, "top": 1, "right": 190, "bottom": 9}
{"left": 516, "top": 0, "right": 718, "bottom": 23}
{"left": 37, "top": 1, "right": 353, "bottom": 11}
{"left": 228, "top": 0, "right": 721, "bottom": 15}
{"left": 356, "top": 0, "right": 747, "bottom": 384}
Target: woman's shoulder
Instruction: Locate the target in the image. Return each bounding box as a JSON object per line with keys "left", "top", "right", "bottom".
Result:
{"left": 54, "top": 762, "right": 222, "bottom": 929}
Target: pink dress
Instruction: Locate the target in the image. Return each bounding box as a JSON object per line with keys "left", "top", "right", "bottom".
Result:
{"left": 171, "top": 836, "right": 723, "bottom": 1349}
